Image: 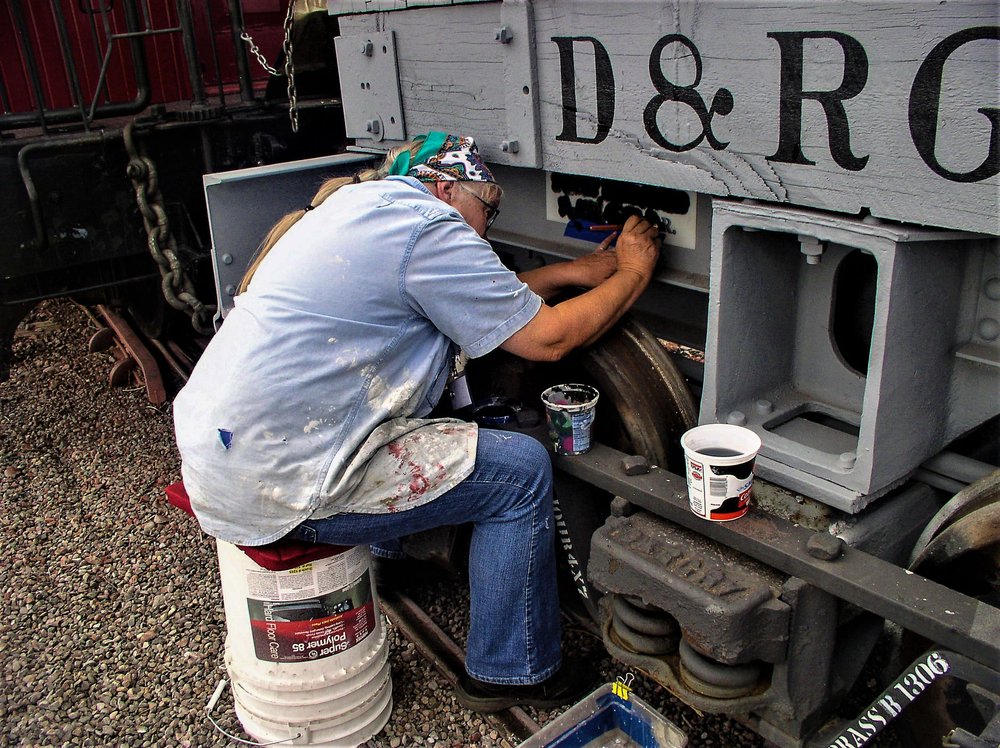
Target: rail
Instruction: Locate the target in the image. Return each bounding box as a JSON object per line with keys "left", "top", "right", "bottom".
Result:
{"left": 378, "top": 587, "right": 542, "bottom": 742}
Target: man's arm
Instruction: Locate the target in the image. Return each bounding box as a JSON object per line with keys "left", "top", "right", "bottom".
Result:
{"left": 501, "top": 216, "right": 660, "bottom": 362}
{"left": 516, "top": 233, "right": 618, "bottom": 300}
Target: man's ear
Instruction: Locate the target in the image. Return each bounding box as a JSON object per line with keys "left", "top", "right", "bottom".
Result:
{"left": 431, "top": 181, "right": 455, "bottom": 204}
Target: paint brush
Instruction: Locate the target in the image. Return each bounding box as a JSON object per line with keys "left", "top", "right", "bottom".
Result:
{"left": 587, "top": 224, "right": 623, "bottom": 232}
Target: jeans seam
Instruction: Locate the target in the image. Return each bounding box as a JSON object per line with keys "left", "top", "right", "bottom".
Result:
{"left": 523, "top": 493, "right": 537, "bottom": 672}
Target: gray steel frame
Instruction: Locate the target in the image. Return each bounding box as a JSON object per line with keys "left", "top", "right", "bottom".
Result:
{"left": 556, "top": 443, "right": 1000, "bottom": 670}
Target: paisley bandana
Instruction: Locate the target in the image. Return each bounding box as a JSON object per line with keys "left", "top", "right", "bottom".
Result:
{"left": 389, "top": 132, "right": 495, "bottom": 183}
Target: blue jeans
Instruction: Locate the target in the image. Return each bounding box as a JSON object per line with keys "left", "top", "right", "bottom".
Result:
{"left": 289, "top": 429, "right": 561, "bottom": 685}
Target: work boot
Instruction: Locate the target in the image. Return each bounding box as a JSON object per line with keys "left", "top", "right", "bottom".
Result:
{"left": 453, "top": 657, "right": 597, "bottom": 713}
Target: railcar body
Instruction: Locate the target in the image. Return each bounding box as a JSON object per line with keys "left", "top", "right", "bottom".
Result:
{"left": 3, "top": 1, "right": 998, "bottom": 746}
{"left": 319, "top": 2, "right": 998, "bottom": 746}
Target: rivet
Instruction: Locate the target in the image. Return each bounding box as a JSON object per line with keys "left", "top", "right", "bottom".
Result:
{"left": 727, "top": 410, "right": 747, "bottom": 426}
{"left": 754, "top": 400, "right": 773, "bottom": 415}
{"left": 977, "top": 317, "right": 1000, "bottom": 341}
{"left": 224, "top": 284, "right": 236, "bottom": 296}
{"left": 221, "top": 254, "right": 233, "bottom": 265}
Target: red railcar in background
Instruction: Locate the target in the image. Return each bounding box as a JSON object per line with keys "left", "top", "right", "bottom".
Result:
{"left": 2, "top": 0, "right": 288, "bottom": 123}
{"left": 0, "top": 0, "right": 345, "bottom": 379}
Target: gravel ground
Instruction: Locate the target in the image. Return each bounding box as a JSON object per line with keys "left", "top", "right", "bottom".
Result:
{"left": 0, "top": 299, "right": 897, "bottom": 748}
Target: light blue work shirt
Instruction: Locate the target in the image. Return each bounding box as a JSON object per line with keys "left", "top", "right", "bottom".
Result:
{"left": 173, "top": 176, "right": 542, "bottom": 545}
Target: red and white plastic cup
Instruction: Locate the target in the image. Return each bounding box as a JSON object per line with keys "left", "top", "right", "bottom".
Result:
{"left": 680, "top": 424, "right": 762, "bottom": 521}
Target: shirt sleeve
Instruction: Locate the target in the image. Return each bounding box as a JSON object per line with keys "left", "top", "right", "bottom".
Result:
{"left": 402, "top": 215, "right": 543, "bottom": 358}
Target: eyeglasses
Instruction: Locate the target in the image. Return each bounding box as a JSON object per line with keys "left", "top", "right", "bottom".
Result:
{"left": 456, "top": 182, "right": 500, "bottom": 230}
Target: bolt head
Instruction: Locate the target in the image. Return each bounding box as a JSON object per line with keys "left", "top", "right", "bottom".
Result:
{"left": 621, "top": 455, "right": 650, "bottom": 476}
{"left": 806, "top": 533, "right": 845, "bottom": 561}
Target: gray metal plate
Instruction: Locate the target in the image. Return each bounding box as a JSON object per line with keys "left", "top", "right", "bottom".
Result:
{"left": 335, "top": 31, "right": 406, "bottom": 142}
{"left": 202, "top": 153, "right": 376, "bottom": 323}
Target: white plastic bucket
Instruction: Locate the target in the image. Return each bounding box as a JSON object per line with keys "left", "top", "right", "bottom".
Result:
{"left": 233, "top": 677, "right": 392, "bottom": 747}
{"left": 541, "top": 383, "right": 600, "bottom": 455}
{"left": 680, "top": 424, "right": 762, "bottom": 521}
{"left": 216, "top": 541, "right": 392, "bottom": 747}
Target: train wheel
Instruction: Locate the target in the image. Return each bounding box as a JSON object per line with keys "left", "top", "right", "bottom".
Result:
{"left": 469, "top": 314, "right": 698, "bottom": 623}
{"left": 897, "top": 470, "right": 1000, "bottom": 746}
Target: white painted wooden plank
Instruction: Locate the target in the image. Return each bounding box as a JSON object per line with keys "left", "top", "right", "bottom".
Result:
{"left": 340, "top": 5, "right": 507, "bottom": 142}
{"left": 337, "top": 0, "right": 999, "bottom": 234}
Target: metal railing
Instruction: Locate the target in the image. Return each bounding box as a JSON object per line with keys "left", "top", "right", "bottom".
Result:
{"left": 1, "top": 0, "right": 258, "bottom": 132}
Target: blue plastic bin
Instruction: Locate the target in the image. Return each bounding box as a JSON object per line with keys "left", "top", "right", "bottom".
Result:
{"left": 517, "top": 683, "right": 687, "bottom": 748}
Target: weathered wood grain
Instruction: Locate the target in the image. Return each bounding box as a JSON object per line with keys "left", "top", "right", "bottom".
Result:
{"left": 336, "top": 1, "right": 999, "bottom": 234}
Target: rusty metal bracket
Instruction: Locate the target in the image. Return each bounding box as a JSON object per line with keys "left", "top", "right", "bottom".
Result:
{"left": 89, "top": 304, "right": 166, "bottom": 405}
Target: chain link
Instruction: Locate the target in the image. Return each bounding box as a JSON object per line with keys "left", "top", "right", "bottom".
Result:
{"left": 240, "top": 31, "right": 279, "bottom": 76}
{"left": 124, "top": 122, "right": 217, "bottom": 336}
{"left": 239, "top": 0, "right": 299, "bottom": 133}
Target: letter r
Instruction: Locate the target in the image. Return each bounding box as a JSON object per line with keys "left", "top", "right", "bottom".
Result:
{"left": 767, "top": 31, "right": 870, "bottom": 171}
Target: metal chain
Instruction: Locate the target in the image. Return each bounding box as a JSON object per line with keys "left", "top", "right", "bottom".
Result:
{"left": 123, "top": 122, "right": 217, "bottom": 336}
{"left": 282, "top": 1, "right": 299, "bottom": 133}
{"left": 240, "top": 31, "right": 279, "bottom": 75}
{"left": 239, "top": 0, "right": 299, "bottom": 132}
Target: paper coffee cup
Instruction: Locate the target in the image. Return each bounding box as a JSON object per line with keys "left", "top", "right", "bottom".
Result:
{"left": 681, "top": 424, "right": 762, "bottom": 521}
{"left": 541, "top": 384, "right": 599, "bottom": 455}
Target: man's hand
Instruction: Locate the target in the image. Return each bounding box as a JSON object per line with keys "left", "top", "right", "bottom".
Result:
{"left": 502, "top": 216, "right": 664, "bottom": 362}
{"left": 614, "top": 215, "right": 661, "bottom": 282}
{"left": 564, "top": 232, "right": 619, "bottom": 288}
{"left": 517, "top": 218, "right": 660, "bottom": 299}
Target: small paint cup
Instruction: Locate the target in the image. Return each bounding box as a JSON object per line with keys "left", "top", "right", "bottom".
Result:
{"left": 541, "top": 384, "right": 600, "bottom": 455}
{"left": 680, "top": 424, "right": 762, "bottom": 521}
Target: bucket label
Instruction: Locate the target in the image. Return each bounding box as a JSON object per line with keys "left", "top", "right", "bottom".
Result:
{"left": 244, "top": 547, "right": 376, "bottom": 662}
{"left": 685, "top": 456, "right": 756, "bottom": 521}
{"left": 562, "top": 409, "right": 595, "bottom": 454}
